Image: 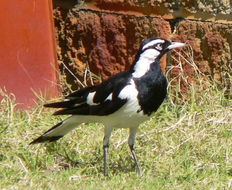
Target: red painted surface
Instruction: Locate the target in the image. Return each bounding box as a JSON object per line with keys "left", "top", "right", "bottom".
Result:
{"left": 0, "top": 0, "right": 59, "bottom": 109}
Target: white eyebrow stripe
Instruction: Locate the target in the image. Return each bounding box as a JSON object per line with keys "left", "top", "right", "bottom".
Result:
{"left": 142, "top": 39, "right": 165, "bottom": 50}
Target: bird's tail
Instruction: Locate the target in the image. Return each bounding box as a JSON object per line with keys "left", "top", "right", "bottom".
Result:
{"left": 29, "top": 116, "right": 81, "bottom": 144}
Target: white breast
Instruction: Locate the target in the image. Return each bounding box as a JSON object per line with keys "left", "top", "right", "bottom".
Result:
{"left": 102, "top": 79, "right": 149, "bottom": 128}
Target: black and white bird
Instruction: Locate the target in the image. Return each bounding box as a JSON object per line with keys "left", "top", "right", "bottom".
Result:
{"left": 30, "top": 38, "right": 185, "bottom": 176}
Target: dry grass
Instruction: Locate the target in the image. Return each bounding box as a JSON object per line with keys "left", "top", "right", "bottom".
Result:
{"left": 0, "top": 47, "right": 232, "bottom": 189}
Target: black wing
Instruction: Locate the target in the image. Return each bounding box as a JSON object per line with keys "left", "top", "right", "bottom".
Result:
{"left": 44, "top": 71, "right": 132, "bottom": 116}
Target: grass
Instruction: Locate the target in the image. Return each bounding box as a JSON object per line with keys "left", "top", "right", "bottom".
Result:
{"left": 0, "top": 47, "right": 232, "bottom": 189}
{"left": 0, "top": 80, "right": 231, "bottom": 190}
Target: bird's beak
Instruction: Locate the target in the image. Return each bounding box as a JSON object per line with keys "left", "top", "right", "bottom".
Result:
{"left": 167, "top": 42, "right": 186, "bottom": 50}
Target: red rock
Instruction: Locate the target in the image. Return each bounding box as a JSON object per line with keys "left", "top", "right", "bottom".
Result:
{"left": 54, "top": 9, "right": 171, "bottom": 87}
{"left": 53, "top": 1, "right": 232, "bottom": 97}
{"left": 175, "top": 21, "right": 232, "bottom": 84}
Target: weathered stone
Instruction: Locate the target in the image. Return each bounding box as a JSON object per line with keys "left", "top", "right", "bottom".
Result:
{"left": 54, "top": 8, "right": 171, "bottom": 88}
{"left": 165, "top": 20, "right": 232, "bottom": 97}
{"left": 94, "top": 0, "right": 232, "bottom": 19}
{"left": 175, "top": 20, "right": 232, "bottom": 82}
{"left": 53, "top": 0, "right": 232, "bottom": 97}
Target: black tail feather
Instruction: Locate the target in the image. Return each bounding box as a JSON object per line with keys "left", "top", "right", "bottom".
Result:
{"left": 44, "top": 101, "right": 72, "bottom": 108}
{"left": 29, "top": 121, "right": 64, "bottom": 144}
{"left": 66, "top": 86, "right": 94, "bottom": 98}
{"left": 44, "top": 97, "right": 85, "bottom": 108}
{"left": 52, "top": 104, "right": 90, "bottom": 115}
{"left": 52, "top": 107, "right": 83, "bottom": 115}
{"left": 29, "top": 135, "right": 63, "bottom": 144}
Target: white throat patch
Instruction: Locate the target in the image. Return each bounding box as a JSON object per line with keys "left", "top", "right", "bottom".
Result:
{"left": 132, "top": 49, "right": 160, "bottom": 78}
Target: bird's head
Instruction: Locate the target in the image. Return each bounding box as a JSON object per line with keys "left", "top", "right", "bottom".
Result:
{"left": 139, "top": 38, "right": 186, "bottom": 60}
{"left": 131, "top": 38, "right": 185, "bottom": 77}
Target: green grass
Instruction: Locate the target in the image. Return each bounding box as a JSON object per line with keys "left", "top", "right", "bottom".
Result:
{"left": 0, "top": 81, "right": 232, "bottom": 190}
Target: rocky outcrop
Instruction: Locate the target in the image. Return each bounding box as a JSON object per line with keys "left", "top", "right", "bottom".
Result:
{"left": 53, "top": 0, "right": 232, "bottom": 96}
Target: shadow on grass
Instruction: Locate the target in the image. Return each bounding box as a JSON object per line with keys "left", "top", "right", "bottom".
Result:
{"left": 43, "top": 142, "right": 140, "bottom": 175}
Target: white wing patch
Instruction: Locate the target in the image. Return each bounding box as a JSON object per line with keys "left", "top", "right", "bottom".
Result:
{"left": 86, "top": 92, "right": 98, "bottom": 105}
{"left": 105, "top": 93, "right": 113, "bottom": 101}
{"left": 118, "top": 80, "right": 138, "bottom": 100}
{"left": 118, "top": 79, "right": 144, "bottom": 117}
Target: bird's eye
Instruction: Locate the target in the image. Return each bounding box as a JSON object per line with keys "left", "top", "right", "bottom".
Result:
{"left": 156, "top": 43, "right": 162, "bottom": 50}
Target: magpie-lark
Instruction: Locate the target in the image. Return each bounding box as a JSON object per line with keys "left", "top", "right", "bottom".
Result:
{"left": 30, "top": 38, "right": 185, "bottom": 176}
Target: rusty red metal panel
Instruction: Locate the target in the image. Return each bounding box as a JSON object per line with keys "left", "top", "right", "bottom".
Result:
{"left": 0, "top": 0, "right": 59, "bottom": 109}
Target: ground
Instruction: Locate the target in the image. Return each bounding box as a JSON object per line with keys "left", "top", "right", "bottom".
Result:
{"left": 0, "top": 76, "right": 231, "bottom": 189}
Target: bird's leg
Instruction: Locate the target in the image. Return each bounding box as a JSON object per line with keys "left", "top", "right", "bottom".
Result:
{"left": 128, "top": 127, "right": 142, "bottom": 176}
{"left": 103, "top": 127, "right": 112, "bottom": 177}
{"left": 103, "top": 144, "right": 109, "bottom": 176}
{"left": 129, "top": 144, "right": 141, "bottom": 176}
